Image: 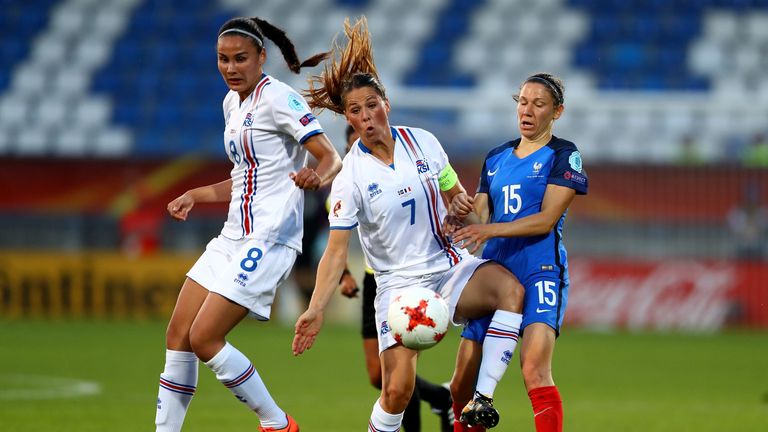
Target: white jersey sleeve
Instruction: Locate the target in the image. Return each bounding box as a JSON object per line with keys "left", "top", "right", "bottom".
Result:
{"left": 327, "top": 159, "right": 361, "bottom": 230}
{"left": 269, "top": 88, "right": 323, "bottom": 144}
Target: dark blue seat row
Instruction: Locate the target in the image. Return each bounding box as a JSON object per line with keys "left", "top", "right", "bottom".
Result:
{"left": 0, "top": 1, "right": 57, "bottom": 92}
{"left": 404, "top": 0, "right": 482, "bottom": 88}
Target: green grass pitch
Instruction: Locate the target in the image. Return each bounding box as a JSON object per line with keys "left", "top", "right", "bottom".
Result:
{"left": 1, "top": 320, "right": 766, "bottom": 431}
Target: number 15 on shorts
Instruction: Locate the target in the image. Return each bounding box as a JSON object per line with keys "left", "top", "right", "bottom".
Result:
{"left": 535, "top": 280, "right": 557, "bottom": 313}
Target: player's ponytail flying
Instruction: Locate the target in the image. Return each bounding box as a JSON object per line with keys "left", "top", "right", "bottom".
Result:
{"left": 304, "top": 16, "right": 385, "bottom": 114}
{"left": 217, "top": 17, "right": 329, "bottom": 74}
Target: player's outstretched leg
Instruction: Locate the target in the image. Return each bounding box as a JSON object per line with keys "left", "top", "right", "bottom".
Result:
{"left": 460, "top": 391, "right": 499, "bottom": 429}
{"left": 204, "top": 342, "right": 293, "bottom": 430}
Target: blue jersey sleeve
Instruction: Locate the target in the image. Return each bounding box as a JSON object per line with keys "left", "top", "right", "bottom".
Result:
{"left": 547, "top": 139, "right": 588, "bottom": 195}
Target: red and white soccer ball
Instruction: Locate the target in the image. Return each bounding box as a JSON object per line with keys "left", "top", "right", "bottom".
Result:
{"left": 387, "top": 287, "right": 450, "bottom": 351}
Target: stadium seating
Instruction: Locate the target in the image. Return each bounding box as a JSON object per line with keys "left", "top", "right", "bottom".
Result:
{"left": 0, "top": 0, "right": 766, "bottom": 162}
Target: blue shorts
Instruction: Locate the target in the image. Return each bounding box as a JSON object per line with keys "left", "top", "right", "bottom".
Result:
{"left": 461, "top": 271, "right": 568, "bottom": 342}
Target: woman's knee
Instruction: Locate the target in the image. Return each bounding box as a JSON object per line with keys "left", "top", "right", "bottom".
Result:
{"left": 493, "top": 277, "right": 524, "bottom": 312}
{"left": 188, "top": 321, "right": 223, "bottom": 361}
{"left": 165, "top": 319, "right": 192, "bottom": 351}
{"left": 521, "top": 360, "right": 552, "bottom": 389}
{"left": 381, "top": 383, "right": 413, "bottom": 412}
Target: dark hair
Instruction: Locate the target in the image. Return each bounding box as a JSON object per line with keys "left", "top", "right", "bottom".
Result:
{"left": 304, "top": 17, "right": 385, "bottom": 114}
{"left": 514, "top": 72, "right": 565, "bottom": 107}
{"left": 218, "top": 17, "right": 329, "bottom": 73}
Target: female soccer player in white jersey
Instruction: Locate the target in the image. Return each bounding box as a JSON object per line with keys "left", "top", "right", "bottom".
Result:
{"left": 447, "top": 73, "right": 588, "bottom": 432}
{"left": 291, "top": 18, "right": 525, "bottom": 431}
{"left": 154, "top": 17, "right": 341, "bottom": 432}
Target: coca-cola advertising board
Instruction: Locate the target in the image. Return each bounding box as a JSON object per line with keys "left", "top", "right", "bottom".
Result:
{"left": 566, "top": 259, "right": 768, "bottom": 330}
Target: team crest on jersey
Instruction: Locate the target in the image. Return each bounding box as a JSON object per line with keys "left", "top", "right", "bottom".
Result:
{"left": 243, "top": 113, "right": 253, "bottom": 127}
{"left": 332, "top": 200, "right": 342, "bottom": 217}
{"left": 569, "top": 151, "right": 583, "bottom": 173}
{"left": 368, "top": 182, "right": 382, "bottom": 198}
{"left": 532, "top": 161, "right": 543, "bottom": 175}
{"left": 299, "top": 113, "right": 316, "bottom": 126}
{"left": 415, "top": 159, "right": 430, "bottom": 174}
{"left": 380, "top": 320, "right": 390, "bottom": 336}
{"left": 287, "top": 93, "right": 305, "bottom": 112}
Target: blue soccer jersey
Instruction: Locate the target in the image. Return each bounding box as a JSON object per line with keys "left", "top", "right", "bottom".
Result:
{"left": 464, "top": 136, "right": 588, "bottom": 338}
{"left": 478, "top": 136, "right": 587, "bottom": 279}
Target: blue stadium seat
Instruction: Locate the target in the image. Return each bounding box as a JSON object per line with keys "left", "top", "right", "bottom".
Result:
{"left": 569, "top": 0, "right": 711, "bottom": 90}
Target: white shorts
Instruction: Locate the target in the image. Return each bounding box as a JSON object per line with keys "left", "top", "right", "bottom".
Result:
{"left": 374, "top": 255, "right": 487, "bottom": 353}
{"left": 187, "top": 235, "right": 297, "bottom": 320}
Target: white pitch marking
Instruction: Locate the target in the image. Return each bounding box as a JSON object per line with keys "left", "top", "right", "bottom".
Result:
{"left": 0, "top": 374, "right": 102, "bottom": 400}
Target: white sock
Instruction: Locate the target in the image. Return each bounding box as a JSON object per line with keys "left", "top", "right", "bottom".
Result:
{"left": 475, "top": 310, "right": 523, "bottom": 398}
{"left": 156, "top": 350, "right": 198, "bottom": 432}
{"left": 204, "top": 342, "right": 287, "bottom": 429}
{"left": 368, "top": 398, "right": 403, "bottom": 431}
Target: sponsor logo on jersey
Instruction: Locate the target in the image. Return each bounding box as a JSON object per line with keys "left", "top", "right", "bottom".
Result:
{"left": 299, "top": 112, "right": 316, "bottom": 126}
{"left": 367, "top": 182, "right": 382, "bottom": 198}
{"left": 243, "top": 113, "right": 253, "bottom": 127}
{"left": 501, "top": 350, "right": 513, "bottom": 365}
{"left": 541, "top": 264, "right": 554, "bottom": 271}
{"left": 397, "top": 186, "right": 412, "bottom": 197}
{"left": 564, "top": 170, "right": 587, "bottom": 184}
{"left": 415, "top": 159, "right": 430, "bottom": 174}
{"left": 569, "top": 151, "right": 583, "bottom": 173}
{"left": 487, "top": 167, "right": 499, "bottom": 176}
{"left": 288, "top": 93, "right": 305, "bottom": 112}
{"left": 234, "top": 272, "right": 249, "bottom": 287}
{"left": 380, "top": 320, "right": 390, "bottom": 335}
{"left": 332, "top": 200, "right": 342, "bottom": 217}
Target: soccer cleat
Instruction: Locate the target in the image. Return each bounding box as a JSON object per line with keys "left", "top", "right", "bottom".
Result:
{"left": 258, "top": 414, "right": 299, "bottom": 432}
{"left": 460, "top": 392, "right": 499, "bottom": 429}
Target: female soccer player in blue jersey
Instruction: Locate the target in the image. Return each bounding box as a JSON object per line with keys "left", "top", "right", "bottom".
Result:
{"left": 292, "top": 18, "right": 526, "bottom": 432}
{"left": 155, "top": 17, "right": 341, "bottom": 432}
{"left": 447, "top": 73, "right": 588, "bottom": 432}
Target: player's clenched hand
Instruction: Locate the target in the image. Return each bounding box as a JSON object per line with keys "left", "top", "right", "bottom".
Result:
{"left": 450, "top": 192, "right": 474, "bottom": 218}
{"left": 443, "top": 214, "right": 464, "bottom": 237}
{"left": 167, "top": 193, "right": 195, "bottom": 221}
{"left": 452, "top": 224, "right": 494, "bottom": 254}
{"left": 293, "top": 309, "right": 324, "bottom": 356}
{"left": 289, "top": 168, "right": 322, "bottom": 190}
{"left": 339, "top": 273, "right": 359, "bottom": 298}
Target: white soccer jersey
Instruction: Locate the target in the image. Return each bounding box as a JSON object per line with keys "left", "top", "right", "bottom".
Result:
{"left": 220, "top": 73, "right": 323, "bottom": 252}
{"left": 328, "top": 126, "right": 466, "bottom": 277}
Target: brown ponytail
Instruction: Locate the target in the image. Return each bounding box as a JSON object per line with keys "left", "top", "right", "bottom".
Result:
{"left": 303, "top": 16, "right": 384, "bottom": 114}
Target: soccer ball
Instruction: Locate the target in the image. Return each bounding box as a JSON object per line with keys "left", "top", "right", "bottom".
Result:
{"left": 387, "top": 287, "right": 450, "bottom": 351}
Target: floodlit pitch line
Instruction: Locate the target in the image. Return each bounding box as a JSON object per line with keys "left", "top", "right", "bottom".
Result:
{"left": 0, "top": 374, "right": 102, "bottom": 400}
